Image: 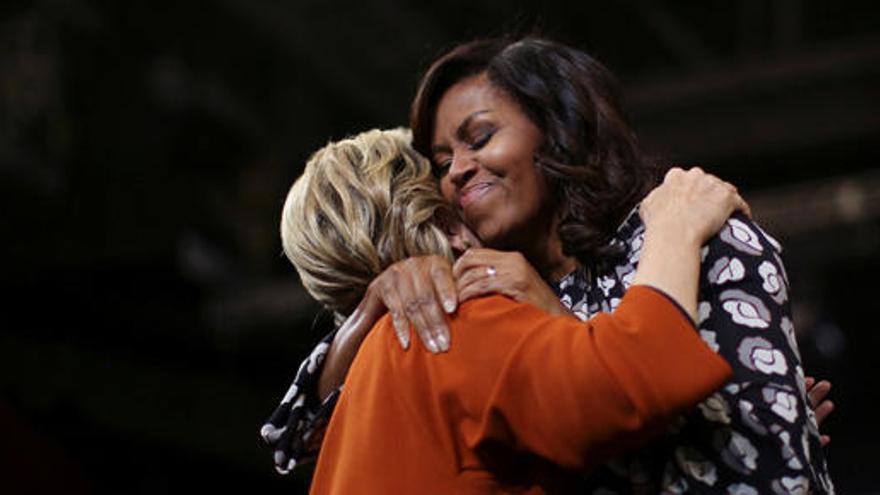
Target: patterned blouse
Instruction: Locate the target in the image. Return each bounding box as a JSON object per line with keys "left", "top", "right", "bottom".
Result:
{"left": 261, "top": 210, "right": 834, "bottom": 493}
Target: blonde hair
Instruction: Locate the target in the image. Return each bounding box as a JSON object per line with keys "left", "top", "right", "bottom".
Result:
{"left": 281, "top": 128, "right": 454, "bottom": 316}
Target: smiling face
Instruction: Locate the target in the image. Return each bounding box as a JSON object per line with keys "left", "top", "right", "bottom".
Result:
{"left": 430, "top": 73, "right": 554, "bottom": 252}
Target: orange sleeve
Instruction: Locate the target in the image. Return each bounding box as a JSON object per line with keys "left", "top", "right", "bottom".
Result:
{"left": 463, "top": 285, "right": 732, "bottom": 472}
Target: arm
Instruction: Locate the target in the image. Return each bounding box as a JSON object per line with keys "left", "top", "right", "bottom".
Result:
{"left": 260, "top": 329, "right": 338, "bottom": 473}
{"left": 693, "top": 215, "right": 833, "bottom": 488}
{"left": 260, "top": 276, "right": 394, "bottom": 473}
{"left": 634, "top": 167, "right": 748, "bottom": 319}
{"left": 465, "top": 286, "right": 732, "bottom": 472}
{"left": 317, "top": 288, "right": 385, "bottom": 400}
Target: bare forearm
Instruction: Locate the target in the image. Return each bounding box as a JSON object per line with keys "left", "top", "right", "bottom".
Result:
{"left": 634, "top": 167, "right": 748, "bottom": 320}
{"left": 317, "top": 317, "right": 372, "bottom": 400}
{"left": 633, "top": 225, "right": 702, "bottom": 321}
{"left": 316, "top": 292, "right": 384, "bottom": 400}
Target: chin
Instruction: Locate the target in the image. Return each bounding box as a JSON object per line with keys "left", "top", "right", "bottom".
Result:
{"left": 470, "top": 215, "right": 520, "bottom": 249}
{"left": 475, "top": 228, "right": 509, "bottom": 250}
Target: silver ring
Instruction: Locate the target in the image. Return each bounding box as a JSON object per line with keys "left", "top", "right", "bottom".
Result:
{"left": 486, "top": 265, "right": 497, "bottom": 277}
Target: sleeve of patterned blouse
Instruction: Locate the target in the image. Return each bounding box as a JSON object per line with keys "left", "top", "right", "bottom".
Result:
{"left": 689, "top": 212, "right": 835, "bottom": 492}
{"left": 260, "top": 329, "right": 338, "bottom": 474}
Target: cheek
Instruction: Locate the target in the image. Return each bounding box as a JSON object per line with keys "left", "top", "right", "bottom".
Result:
{"left": 512, "top": 164, "right": 549, "bottom": 215}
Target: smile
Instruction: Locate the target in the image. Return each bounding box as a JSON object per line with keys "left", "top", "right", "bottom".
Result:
{"left": 459, "top": 182, "right": 495, "bottom": 209}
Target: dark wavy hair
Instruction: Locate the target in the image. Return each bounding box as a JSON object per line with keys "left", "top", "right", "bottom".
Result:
{"left": 410, "top": 36, "right": 661, "bottom": 271}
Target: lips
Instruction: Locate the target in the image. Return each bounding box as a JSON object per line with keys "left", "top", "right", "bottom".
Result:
{"left": 459, "top": 182, "right": 494, "bottom": 209}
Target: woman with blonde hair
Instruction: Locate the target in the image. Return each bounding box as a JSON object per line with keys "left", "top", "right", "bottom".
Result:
{"left": 271, "top": 128, "right": 748, "bottom": 493}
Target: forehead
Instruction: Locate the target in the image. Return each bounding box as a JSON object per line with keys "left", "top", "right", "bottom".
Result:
{"left": 432, "top": 74, "right": 518, "bottom": 140}
{"left": 437, "top": 73, "right": 497, "bottom": 114}
{"left": 434, "top": 73, "right": 511, "bottom": 119}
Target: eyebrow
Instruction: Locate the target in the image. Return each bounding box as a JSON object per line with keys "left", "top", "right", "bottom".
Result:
{"left": 431, "top": 110, "right": 490, "bottom": 156}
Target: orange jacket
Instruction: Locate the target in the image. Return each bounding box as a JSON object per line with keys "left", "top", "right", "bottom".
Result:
{"left": 310, "top": 286, "right": 732, "bottom": 494}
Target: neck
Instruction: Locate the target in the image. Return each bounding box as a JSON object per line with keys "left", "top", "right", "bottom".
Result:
{"left": 517, "top": 211, "right": 578, "bottom": 283}
{"left": 525, "top": 233, "right": 578, "bottom": 283}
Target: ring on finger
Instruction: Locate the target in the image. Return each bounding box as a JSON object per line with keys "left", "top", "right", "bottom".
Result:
{"left": 486, "top": 265, "right": 497, "bottom": 277}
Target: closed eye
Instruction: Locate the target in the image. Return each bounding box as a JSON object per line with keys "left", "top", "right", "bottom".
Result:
{"left": 468, "top": 131, "right": 494, "bottom": 151}
{"left": 433, "top": 158, "right": 452, "bottom": 178}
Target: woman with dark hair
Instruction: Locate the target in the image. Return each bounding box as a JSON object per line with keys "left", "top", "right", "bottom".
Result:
{"left": 410, "top": 37, "right": 656, "bottom": 274}
{"left": 263, "top": 37, "right": 834, "bottom": 493}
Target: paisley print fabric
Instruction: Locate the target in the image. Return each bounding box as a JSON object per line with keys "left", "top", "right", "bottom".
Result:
{"left": 261, "top": 210, "right": 834, "bottom": 493}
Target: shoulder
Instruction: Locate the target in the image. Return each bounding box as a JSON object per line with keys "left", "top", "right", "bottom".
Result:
{"left": 708, "top": 213, "right": 784, "bottom": 258}
{"left": 455, "top": 296, "right": 553, "bottom": 333}
{"left": 702, "top": 214, "right": 789, "bottom": 289}
{"left": 698, "top": 215, "right": 795, "bottom": 351}
{"left": 452, "top": 295, "right": 580, "bottom": 344}
{"left": 360, "top": 296, "right": 560, "bottom": 360}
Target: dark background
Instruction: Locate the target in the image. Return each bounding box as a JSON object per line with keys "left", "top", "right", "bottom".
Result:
{"left": 2, "top": 0, "right": 878, "bottom": 493}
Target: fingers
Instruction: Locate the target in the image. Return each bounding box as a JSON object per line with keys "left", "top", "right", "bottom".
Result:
{"left": 391, "top": 311, "right": 410, "bottom": 350}
{"left": 716, "top": 178, "right": 751, "bottom": 219}
{"left": 410, "top": 260, "right": 458, "bottom": 353}
{"left": 407, "top": 258, "right": 453, "bottom": 353}
{"left": 405, "top": 294, "right": 446, "bottom": 353}
{"left": 365, "top": 278, "right": 410, "bottom": 350}
{"left": 431, "top": 261, "right": 458, "bottom": 314}
{"left": 423, "top": 259, "right": 456, "bottom": 351}
{"left": 455, "top": 251, "right": 497, "bottom": 303}
{"left": 805, "top": 376, "right": 834, "bottom": 443}
{"left": 672, "top": 166, "right": 749, "bottom": 242}
{"left": 375, "top": 256, "right": 453, "bottom": 353}
{"left": 457, "top": 265, "right": 499, "bottom": 303}
{"left": 732, "top": 190, "right": 751, "bottom": 218}
{"left": 454, "top": 249, "right": 510, "bottom": 302}
{"left": 452, "top": 248, "right": 492, "bottom": 279}
{"left": 814, "top": 399, "right": 835, "bottom": 427}
{"left": 663, "top": 166, "right": 687, "bottom": 182}
{"left": 807, "top": 378, "right": 832, "bottom": 408}
{"left": 374, "top": 271, "right": 412, "bottom": 350}
{"left": 453, "top": 248, "right": 569, "bottom": 317}
{"left": 807, "top": 378, "right": 834, "bottom": 427}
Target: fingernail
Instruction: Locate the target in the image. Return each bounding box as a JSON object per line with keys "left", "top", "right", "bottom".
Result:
{"left": 427, "top": 337, "right": 439, "bottom": 354}
{"left": 392, "top": 315, "right": 407, "bottom": 345}
{"left": 443, "top": 299, "right": 456, "bottom": 313}
{"left": 400, "top": 331, "right": 410, "bottom": 350}
{"left": 437, "top": 332, "right": 449, "bottom": 352}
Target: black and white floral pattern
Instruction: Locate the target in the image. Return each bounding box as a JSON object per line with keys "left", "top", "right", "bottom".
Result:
{"left": 260, "top": 332, "right": 339, "bottom": 474}
{"left": 554, "top": 211, "right": 833, "bottom": 493}
{"left": 260, "top": 210, "right": 834, "bottom": 493}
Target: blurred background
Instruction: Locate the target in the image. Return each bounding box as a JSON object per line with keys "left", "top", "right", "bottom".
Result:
{"left": 1, "top": 0, "right": 878, "bottom": 493}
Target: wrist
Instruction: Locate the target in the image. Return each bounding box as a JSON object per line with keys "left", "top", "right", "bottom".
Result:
{"left": 643, "top": 219, "right": 703, "bottom": 252}
{"left": 635, "top": 227, "right": 702, "bottom": 321}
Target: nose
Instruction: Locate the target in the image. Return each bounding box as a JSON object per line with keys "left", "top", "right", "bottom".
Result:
{"left": 447, "top": 152, "right": 477, "bottom": 190}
